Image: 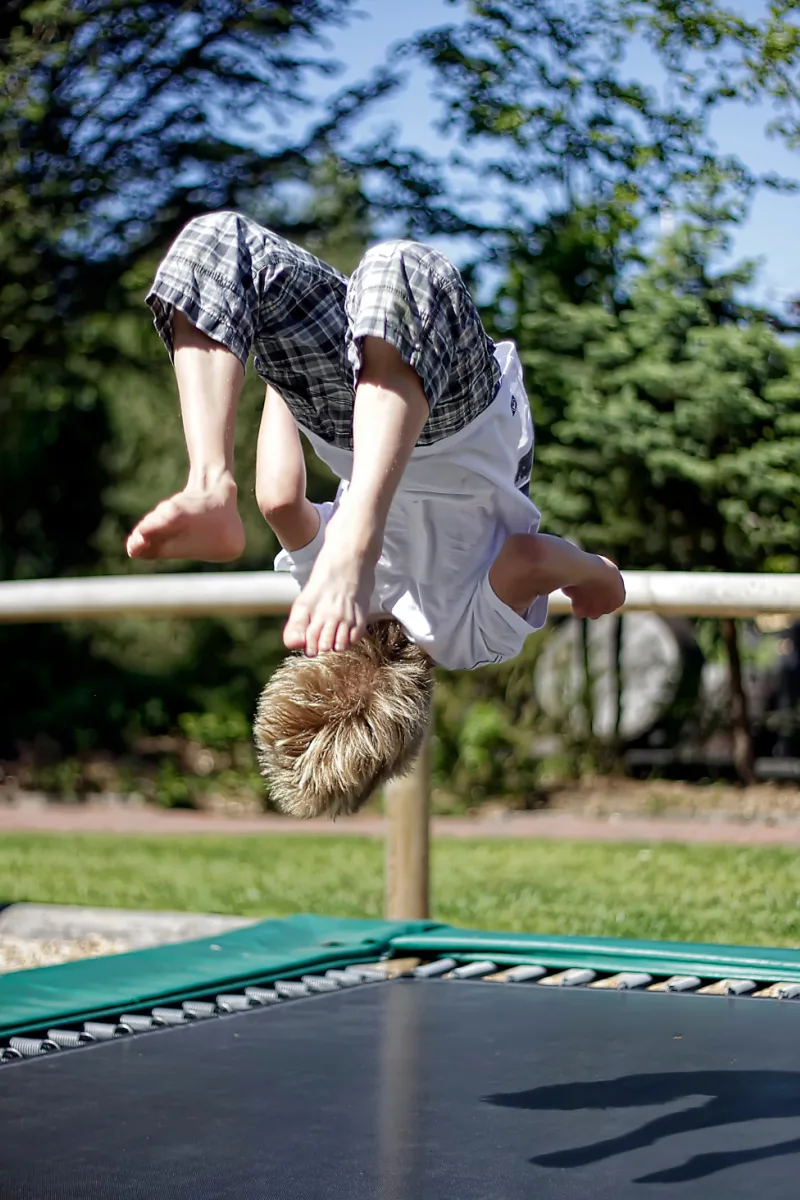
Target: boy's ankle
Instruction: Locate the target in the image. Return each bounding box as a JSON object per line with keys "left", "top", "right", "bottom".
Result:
{"left": 186, "top": 467, "right": 237, "bottom": 495}
{"left": 333, "top": 494, "right": 384, "bottom": 559}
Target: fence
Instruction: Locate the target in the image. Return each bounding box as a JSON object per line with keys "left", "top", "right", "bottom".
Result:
{"left": 3, "top": 569, "right": 800, "bottom": 919}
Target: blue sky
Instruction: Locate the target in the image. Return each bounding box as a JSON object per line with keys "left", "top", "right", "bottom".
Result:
{"left": 312, "top": 0, "right": 800, "bottom": 307}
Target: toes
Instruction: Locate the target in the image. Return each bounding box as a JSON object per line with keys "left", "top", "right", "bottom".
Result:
{"left": 283, "top": 606, "right": 310, "bottom": 651}
{"left": 127, "top": 500, "right": 183, "bottom": 559}
{"left": 304, "top": 621, "right": 321, "bottom": 658}
{"left": 350, "top": 611, "right": 367, "bottom": 645}
{"left": 126, "top": 530, "right": 148, "bottom": 558}
{"left": 314, "top": 619, "right": 335, "bottom": 657}
{"left": 334, "top": 622, "right": 351, "bottom": 652}
{"left": 135, "top": 499, "right": 179, "bottom": 538}
{"left": 310, "top": 615, "right": 352, "bottom": 656}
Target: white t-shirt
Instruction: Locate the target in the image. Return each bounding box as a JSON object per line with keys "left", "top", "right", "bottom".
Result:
{"left": 274, "top": 341, "right": 548, "bottom": 670}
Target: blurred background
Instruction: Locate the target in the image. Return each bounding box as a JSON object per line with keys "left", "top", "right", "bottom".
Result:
{"left": 4, "top": 0, "right": 800, "bottom": 821}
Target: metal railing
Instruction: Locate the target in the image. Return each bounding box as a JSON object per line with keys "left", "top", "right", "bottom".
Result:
{"left": 2, "top": 569, "right": 800, "bottom": 623}
{"left": 3, "top": 569, "right": 800, "bottom": 919}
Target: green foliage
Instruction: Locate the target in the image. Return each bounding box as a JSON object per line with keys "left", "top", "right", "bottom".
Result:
{"left": 512, "top": 223, "right": 800, "bottom": 575}
{"left": 0, "top": 0, "right": 374, "bottom": 757}
{"left": 177, "top": 710, "right": 253, "bottom": 753}
{"left": 404, "top": 0, "right": 799, "bottom": 250}
{"left": 153, "top": 760, "right": 199, "bottom": 810}
{"left": 625, "top": 0, "right": 800, "bottom": 147}
{"left": 1, "top": 155, "right": 369, "bottom": 758}
{"left": 488, "top": 208, "right": 800, "bottom": 778}
{"left": 432, "top": 634, "right": 548, "bottom": 806}
{"left": 0, "top": 0, "right": 365, "bottom": 339}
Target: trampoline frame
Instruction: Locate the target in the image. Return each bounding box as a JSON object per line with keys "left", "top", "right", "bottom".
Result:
{"left": 1, "top": 916, "right": 798, "bottom": 1057}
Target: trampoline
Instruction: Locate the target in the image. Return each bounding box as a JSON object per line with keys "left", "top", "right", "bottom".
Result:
{"left": 1, "top": 915, "right": 799, "bottom": 1198}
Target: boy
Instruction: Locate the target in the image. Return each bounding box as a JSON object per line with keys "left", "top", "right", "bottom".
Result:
{"left": 127, "top": 212, "right": 624, "bottom": 816}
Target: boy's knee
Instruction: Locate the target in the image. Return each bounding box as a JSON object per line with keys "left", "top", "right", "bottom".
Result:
{"left": 356, "top": 239, "right": 461, "bottom": 293}
{"left": 174, "top": 210, "right": 256, "bottom": 256}
{"left": 182, "top": 210, "right": 244, "bottom": 236}
{"left": 347, "top": 240, "right": 478, "bottom": 416}
{"left": 255, "top": 480, "right": 303, "bottom": 524}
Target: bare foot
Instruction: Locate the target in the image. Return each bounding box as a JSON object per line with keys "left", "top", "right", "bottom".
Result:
{"left": 126, "top": 475, "right": 245, "bottom": 562}
{"left": 283, "top": 514, "right": 379, "bottom": 656}
{"left": 563, "top": 556, "right": 625, "bottom": 620}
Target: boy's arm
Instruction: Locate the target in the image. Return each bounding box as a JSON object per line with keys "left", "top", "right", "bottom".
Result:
{"left": 256, "top": 386, "right": 321, "bottom": 552}
{"left": 489, "top": 533, "right": 625, "bottom": 620}
{"left": 282, "top": 336, "right": 430, "bottom": 655}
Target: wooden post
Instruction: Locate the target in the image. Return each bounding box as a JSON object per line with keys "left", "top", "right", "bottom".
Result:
{"left": 384, "top": 722, "right": 431, "bottom": 920}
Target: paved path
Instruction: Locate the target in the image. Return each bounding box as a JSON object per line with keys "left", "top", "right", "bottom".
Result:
{"left": 2, "top": 801, "right": 800, "bottom": 845}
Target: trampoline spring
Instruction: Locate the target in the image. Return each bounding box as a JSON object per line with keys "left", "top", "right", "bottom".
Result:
{"left": 341, "top": 966, "right": 388, "bottom": 982}
{"left": 445, "top": 960, "right": 498, "bottom": 980}
{"left": 47, "top": 1029, "right": 95, "bottom": 1048}
{"left": 376, "top": 957, "right": 421, "bottom": 977}
{"left": 216, "top": 994, "right": 259, "bottom": 1012}
{"left": 243, "top": 987, "right": 280, "bottom": 1005}
{"left": 539, "top": 968, "right": 597, "bottom": 987}
{"left": 324, "top": 970, "right": 365, "bottom": 987}
{"left": 697, "top": 979, "right": 756, "bottom": 996}
{"left": 9, "top": 1037, "right": 60, "bottom": 1058}
{"left": 412, "top": 958, "right": 459, "bottom": 979}
{"left": 83, "top": 1021, "right": 131, "bottom": 1040}
{"left": 300, "top": 975, "right": 340, "bottom": 993}
{"left": 119, "top": 1014, "right": 166, "bottom": 1032}
{"left": 647, "top": 976, "right": 702, "bottom": 993}
{"left": 151, "top": 1008, "right": 191, "bottom": 1025}
{"left": 1, "top": 1047, "right": 23, "bottom": 1062}
{"left": 590, "top": 973, "right": 653, "bottom": 991}
{"left": 665, "top": 976, "right": 702, "bottom": 993}
{"left": 182, "top": 1001, "right": 218, "bottom": 1019}
{"left": 725, "top": 979, "right": 756, "bottom": 996}
{"left": 274, "top": 980, "right": 310, "bottom": 999}
{"left": 485, "top": 965, "right": 547, "bottom": 983}
{"left": 751, "top": 982, "right": 793, "bottom": 1000}
{"left": 770, "top": 982, "right": 800, "bottom": 1000}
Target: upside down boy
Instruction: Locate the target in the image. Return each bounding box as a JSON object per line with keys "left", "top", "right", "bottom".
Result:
{"left": 127, "top": 213, "right": 625, "bottom": 815}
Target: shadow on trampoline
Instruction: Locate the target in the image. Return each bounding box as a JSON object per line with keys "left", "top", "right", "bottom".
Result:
{"left": 484, "top": 1070, "right": 800, "bottom": 1184}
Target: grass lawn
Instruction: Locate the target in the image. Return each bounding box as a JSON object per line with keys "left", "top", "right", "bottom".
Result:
{"left": 1, "top": 833, "right": 799, "bottom": 948}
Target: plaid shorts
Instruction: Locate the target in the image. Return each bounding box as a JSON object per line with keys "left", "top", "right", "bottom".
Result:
{"left": 146, "top": 211, "right": 500, "bottom": 448}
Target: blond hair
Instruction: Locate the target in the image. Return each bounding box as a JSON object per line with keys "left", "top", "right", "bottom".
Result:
{"left": 254, "top": 620, "right": 433, "bottom": 819}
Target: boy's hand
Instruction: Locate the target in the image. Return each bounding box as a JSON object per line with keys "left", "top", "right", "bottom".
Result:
{"left": 283, "top": 508, "right": 379, "bottom": 655}
{"left": 562, "top": 557, "right": 625, "bottom": 620}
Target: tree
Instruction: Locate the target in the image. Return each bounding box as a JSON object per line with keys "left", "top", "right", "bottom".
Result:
{"left": 5, "top": 0, "right": 800, "bottom": 794}
{"left": 0, "top": 0, "right": 382, "bottom": 565}
{"left": 0, "top": 0, "right": 381, "bottom": 759}
{"left": 0, "top": 0, "right": 381, "bottom": 348}
{"left": 496, "top": 220, "right": 800, "bottom": 781}
{"left": 0, "top": 155, "right": 375, "bottom": 761}
{"left": 400, "top": 0, "right": 800, "bottom": 258}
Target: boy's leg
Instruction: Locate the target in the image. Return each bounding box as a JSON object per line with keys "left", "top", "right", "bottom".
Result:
{"left": 489, "top": 533, "right": 625, "bottom": 619}
{"left": 127, "top": 210, "right": 349, "bottom": 562}
{"left": 255, "top": 386, "right": 321, "bottom": 552}
{"left": 127, "top": 312, "right": 245, "bottom": 561}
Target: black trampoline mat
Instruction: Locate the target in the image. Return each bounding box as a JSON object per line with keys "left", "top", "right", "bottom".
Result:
{"left": 1, "top": 979, "right": 800, "bottom": 1199}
